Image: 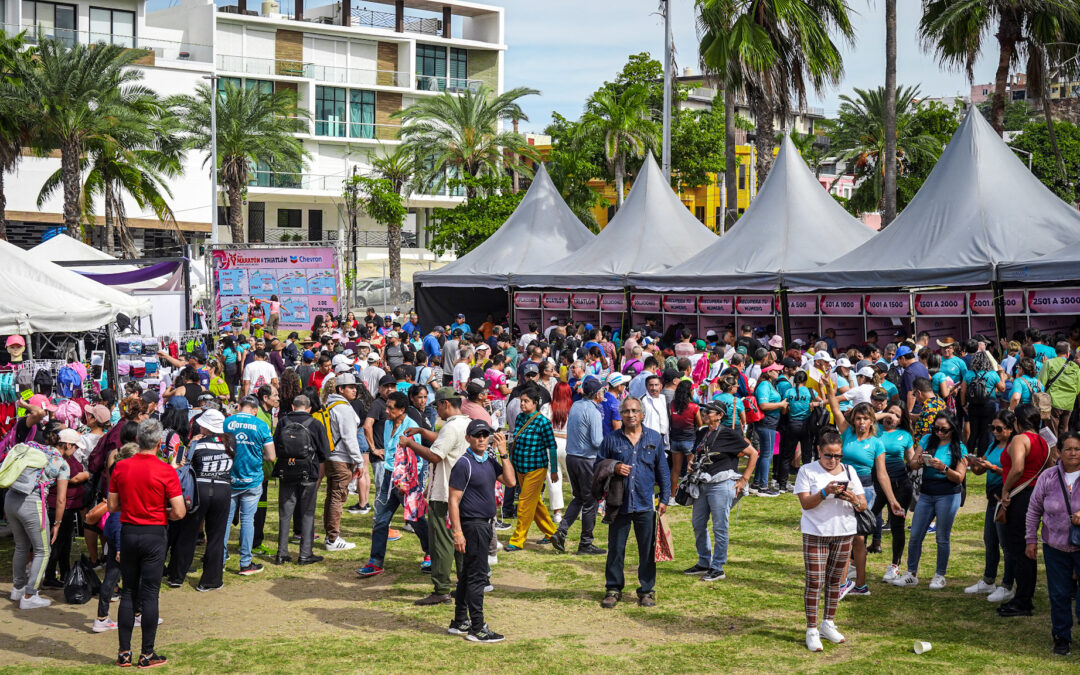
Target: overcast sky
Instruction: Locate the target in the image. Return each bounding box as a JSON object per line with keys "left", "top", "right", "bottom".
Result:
{"left": 488, "top": 0, "right": 996, "bottom": 132}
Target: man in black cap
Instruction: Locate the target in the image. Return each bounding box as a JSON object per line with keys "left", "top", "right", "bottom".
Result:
{"left": 446, "top": 419, "right": 515, "bottom": 643}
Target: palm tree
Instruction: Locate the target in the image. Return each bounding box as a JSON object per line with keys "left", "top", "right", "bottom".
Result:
{"left": 883, "top": 0, "right": 898, "bottom": 226}
{"left": 696, "top": 0, "right": 739, "bottom": 230}
{"left": 23, "top": 39, "right": 155, "bottom": 238}
{"left": 579, "top": 84, "right": 658, "bottom": 209}
{"left": 171, "top": 82, "right": 310, "bottom": 243}
{"left": 547, "top": 141, "right": 604, "bottom": 231}
{"left": 0, "top": 31, "right": 31, "bottom": 242}
{"left": 828, "top": 85, "right": 943, "bottom": 213}
{"left": 696, "top": 0, "right": 854, "bottom": 186}
{"left": 919, "top": 0, "right": 1080, "bottom": 136}
{"left": 393, "top": 85, "right": 539, "bottom": 199}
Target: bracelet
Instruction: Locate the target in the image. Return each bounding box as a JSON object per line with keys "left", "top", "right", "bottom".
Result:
{"left": 820, "top": 487, "right": 828, "bottom": 499}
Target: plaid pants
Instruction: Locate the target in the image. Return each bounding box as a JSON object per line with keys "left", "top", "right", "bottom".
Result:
{"left": 802, "top": 533, "right": 853, "bottom": 627}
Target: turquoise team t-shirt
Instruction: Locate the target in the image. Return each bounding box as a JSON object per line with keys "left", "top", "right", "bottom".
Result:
{"left": 224, "top": 412, "right": 273, "bottom": 491}
{"left": 782, "top": 385, "right": 816, "bottom": 420}
{"left": 878, "top": 429, "right": 913, "bottom": 469}
{"left": 1010, "top": 375, "right": 1041, "bottom": 405}
{"left": 880, "top": 379, "right": 899, "bottom": 400}
{"left": 755, "top": 380, "right": 783, "bottom": 422}
{"left": 842, "top": 427, "right": 885, "bottom": 478}
{"left": 917, "top": 434, "right": 967, "bottom": 495}
{"left": 940, "top": 356, "right": 967, "bottom": 386}
{"left": 962, "top": 369, "right": 1001, "bottom": 399}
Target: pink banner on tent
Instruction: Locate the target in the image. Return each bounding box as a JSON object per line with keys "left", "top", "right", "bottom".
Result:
{"left": 787, "top": 294, "right": 817, "bottom": 315}
{"left": 631, "top": 293, "right": 661, "bottom": 312}
{"left": 572, "top": 293, "right": 599, "bottom": 311}
{"left": 600, "top": 293, "right": 627, "bottom": 312}
{"left": 663, "top": 294, "right": 697, "bottom": 313}
{"left": 697, "top": 295, "right": 734, "bottom": 315}
{"left": 914, "top": 292, "right": 967, "bottom": 316}
{"left": 736, "top": 295, "right": 774, "bottom": 315}
{"left": 819, "top": 294, "right": 863, "bottom": 316}
{"left": 514, "top": 292, "right": 541, "bottom": 309}
{"left": 1027, "top": 288, "right": 1080, "bottom": 314}
{"left": 969, "top": 290, "right": 1024, "bottom": 315}
{"left": 864, "top": 293, "right": 910, "bottom": 316}
{"left": 542, "top": 293, "right": 570, "bottom": 310}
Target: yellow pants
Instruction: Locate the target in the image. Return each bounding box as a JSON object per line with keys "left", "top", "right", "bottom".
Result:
{"left": 509, "top": 467, "right": 557, "bottom": 548}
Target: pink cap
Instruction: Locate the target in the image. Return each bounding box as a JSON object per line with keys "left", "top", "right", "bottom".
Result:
{"left": 6, "top": 335, "right": 25, "bottom": 348}
{"left": 761, "top": 363, "right": 784, "bottom": 374}
{"left": 28, "top": 394, "right": 57, "bottom": 412}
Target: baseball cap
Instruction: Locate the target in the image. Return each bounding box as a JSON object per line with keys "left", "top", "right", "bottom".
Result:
{"left": 387, "top": 331, "right": 399, "bottom": 339}
{"left": 28, "top": 394, "right": 57, "bottom": 412}
{"left": 456, "top": 313, "right": 466, "bottom": 319}
{"left": 332, "top": 354, "right": 354, "bottom": 368}
{"left": 336, "top": 372, "right": 359, "bottom": 387}
{"left": 84, "top": 404, "right": 111, "bottom": 425}
{"left": 735, "top": 345, "right": 748, "bottom": 355}
{"left": 584, "top": 323, "right": 594, "bottom": 331}
{"left": 140, "top": 390, "right": 159, "bottom": 405}
{"left": 343, "top": 348, "right": 355, "bottom": 356}
{"left": 662, "top": 368, "right": 680, "bottom": 384}
{"left": 780, "top": 357, "right": 800, "bottom": 369}
{"left": 334, "top": 362, "right": 354, "bottom": 375}
{"left": 870, "top": 387, "right": 890, "bottom": 402}
{"left": 857, "top": 366, "right": 876, "bottom": 378}
{"left": 896, "top": 345, "right": 915, "bottom": 359}
{"left": 695, "top": 339, "right": 707, "bottom": 350}
{"left": 705, "top": 330, "right": 717, "bottom": 338}
{"left": 606, "top": 372, "right": 627, "bottom": 387}
{"left": 522, "top": 362, "right": 540, "bottom": 376}
{"left": 435, "top": 386, "right": 460, "bottom": 403}
{"left": 582, "top": 378, "right": 605, "bottom": 397}
{"left": 466, "top": 378, "right": 487, "bottom": 397}
{"left": 302, "top": 349, "right": 315, "bottom": 360}
{"left": 873, "top": 362, "right": 890, "bottom": 373}
{"left": 761, "top": 363, "right": 783, "bottom": 373}
{"left": 835, "top": 357, "right": 852, "bottom": 369}
{"left": 432, "top": 325, "right": 444, "bottom": 333}
{"left": 476, "top": 343, "right": 490, "bottom": 352}
{"left": 378, "top": 374, "right": 396, "bottom": 387}
{"left": 197, "top": 408, "right": 225, "bottom": 434}
{"left": 5, "top": 335, "right": 25, "bottom": 348}
{"left": 57, "top": 428, "right": 86, "bottom": 449}
{"left": 813, "top": 350, "right": 834, "bottom": 362}
{"left": 792, "top": 338, "right": 806, "bottom": 347}
{"left": 466, "top": 419, "right": 494, "bottom": 437}
{"left": 240, "top": 395, "right": 260, "bottom": 408}
{"left": 367, "top": 352, "right": 380, "bottom": 363}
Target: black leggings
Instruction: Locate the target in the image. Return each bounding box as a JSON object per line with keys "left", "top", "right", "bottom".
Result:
{"left": 872, "top": 475, "right": 913, "bottom": 566}
{"left": 118, "top": 524, "right": 167, "bottom": 656}
{"left": 196, "top": 481, "right": 232, "bottom": 590}
{"left": 966, "top": 400, "right": 997, "bottom": 458}
{"left": 44, "top": 507, "right": 78, "bottom": 581}
{"left": 165, "top": 512, "right": 201, "bottom": 585}
{"left": 777, "top": 419, "right": 808, "bottom": 487}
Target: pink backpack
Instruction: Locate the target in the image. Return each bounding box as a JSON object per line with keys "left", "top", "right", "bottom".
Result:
{"left": 53, "top": 399, "right": 83, "bottom": 429}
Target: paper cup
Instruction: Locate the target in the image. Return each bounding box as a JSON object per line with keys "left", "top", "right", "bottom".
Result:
{"left": 913, "top": 641, "right": 932, "bottom": 655}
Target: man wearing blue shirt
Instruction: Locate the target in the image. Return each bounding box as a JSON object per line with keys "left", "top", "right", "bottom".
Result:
{"left": 597, "top": 396, "right": 670, "bottom": 609}
{"left": 552, "top": 379, "right": 607, "bottom": 556}
{"left": 401, "top": 312, "right": 419, "bottom": 337}
{"left": 422, "top": 325, "right": 443, "bottom": 365}
{"left": 224, "top": 397, "right": 276, "bottom": 575}
{"left": 937, "top": 338, "right": 968, "bottom": 387}
{"left": 452, "top": 313, "right": 472, "bottom": 336}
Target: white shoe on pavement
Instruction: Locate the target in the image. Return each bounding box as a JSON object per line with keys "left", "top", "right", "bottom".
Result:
{"left": 965, "top": 579, "right": 995, "bottom": 594}
{"left": 929, "top": 574, "right": 947, "bottom": 590}
{"left": 806, "top": 628, "right": 823, "bottom": 652}
{"left": 19, "top": 593, "right": 52, "bottom": 610}
{"left": 819, "top": 620, "right": 846, "bottom": 644}
{"left": 10, "top": 586, "right": 25, "bottom": 602}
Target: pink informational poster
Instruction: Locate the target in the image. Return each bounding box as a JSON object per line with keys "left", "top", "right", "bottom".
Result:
{"left": 735, "top": 295, "right": 774, "bottom": 316}
{"left": 913, "top": 292, "right": 967, "bottom": 316}
{"left": 786, "top": 294, "right": 817, "bottom": 316}
{"left": 542, "top": 292, "right": 570, "bottom": 311}
{"left": 663, "top": 294, "right": 697, "bottom": 314}
{"left": 864, "top": 293, "right": 911, "bottom": 316}
{"left": 968, "top": 290, "right": 1024, "bottom": 315}
{"left": 631, "top": 293, "right": 662, "bottom": 313}
{"left": 514, "top": 292, "right": 541, "bottom": 309}
{"left": 698, "top": 295, "right": 734, "bottom": 315}
{"left": 1026, "top": 288, "right": 1080, "bottom": 315}
{"left": 819, "top": 294, "right": 863, "bottom": 316}
{"left": 600, "top": 293, "right": 627, "bottom": 313}
{"left": 212, "top": 246, "right": 339, "bottom": 330}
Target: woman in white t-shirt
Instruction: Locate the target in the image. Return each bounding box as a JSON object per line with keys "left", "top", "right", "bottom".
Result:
{"left": 794, "top": 431, "right": 867, "bottom": 653}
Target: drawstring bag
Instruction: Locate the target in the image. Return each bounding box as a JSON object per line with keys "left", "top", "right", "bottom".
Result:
{"left": 654, "top": 512, "right": 674, "bottom": 562}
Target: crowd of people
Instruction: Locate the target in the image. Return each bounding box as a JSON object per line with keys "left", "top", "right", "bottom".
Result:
{"left": 3, "top": 307, "right": 1080, "bottom": 663}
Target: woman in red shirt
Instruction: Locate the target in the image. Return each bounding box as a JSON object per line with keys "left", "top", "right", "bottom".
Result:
{"left": 997, "top": 404, "right": 1051, "bottom": 618}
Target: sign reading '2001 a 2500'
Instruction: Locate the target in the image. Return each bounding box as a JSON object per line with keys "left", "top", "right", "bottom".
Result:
{"left": 212, "top": 247, "right": 340, "bottom": 330}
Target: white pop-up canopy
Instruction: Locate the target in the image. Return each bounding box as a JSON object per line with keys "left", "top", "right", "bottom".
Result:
{"left": 512, "top": 153, "right": 717, "bottom": 289}
{"left": 0, "top": 239, "right": 151, "bottom": 334}
{"left": 632, "top": 134, "right": 875, "bottom": 291}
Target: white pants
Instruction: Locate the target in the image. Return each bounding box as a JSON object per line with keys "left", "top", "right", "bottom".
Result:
{"left": 546, "top": 436, "right": 569, "bottom": 512}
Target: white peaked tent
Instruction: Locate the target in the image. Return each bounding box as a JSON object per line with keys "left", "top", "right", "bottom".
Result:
{"left": 414, "top": 164, "right": 594, "bottom": 288}
{"left": 0, "top": 239, "right": 151, "bottom": 334}
{"left": 512, "top": 154, "right": 718, "bottom": 289}
{"left": 632, "top": 134, "right": 875, "bottom": 291}
{"left": 32, "top": 234, "right": 190, "bottom": 292}
{"left": 785, "top": 108, "right": 1080, "bottom": 291}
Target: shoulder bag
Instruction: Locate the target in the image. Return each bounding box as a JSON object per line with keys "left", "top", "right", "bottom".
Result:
{"left": 845, "top": 464, "right": 875, "bottom": 537}
{"left": 994, "top": 441, "right": 1052, "bottom": 524}
{"left": 1054, "top": 469, "right": 1080, "bottom": 548}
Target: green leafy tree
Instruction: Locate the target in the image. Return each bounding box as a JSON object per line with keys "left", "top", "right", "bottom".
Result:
{"left": 1010, "top": 119, "right": 1080, "bottom": 205}
{"left": 670, "top": 100, "right": 727, "bottom": 188}
{"left": 347, "top": 173, "right": 408, "bottom": 305}
{"left": 393, "top": 85, "right": 539, "bottom": 198}
{"left": 172, "top": 81, "right": 310, "bottom": 244}
{"left": 428, "top": 174, "right": 525, "bottom": 257}
{"left": 977, "top": 99, "right": 1037, "bottom": 131}
{"left": 919, "top": 0, "right": 1080, "bottom": 136}
{"left": 580, "top": 84, "right": 658, "bottom": 209}
{"left": 0, "top": 30, "right": 31, "bottom": 242}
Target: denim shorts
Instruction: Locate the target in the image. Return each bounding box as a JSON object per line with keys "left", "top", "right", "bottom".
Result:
{"left": 670, "top": 438, "right": 695, "bottom": 455}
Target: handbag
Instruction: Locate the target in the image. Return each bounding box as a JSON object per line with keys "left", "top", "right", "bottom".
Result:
{"left": 994, "top": 443, "right": 1052, "bottom": 524}
{"left": 845, "top": 465, "right": 875, "bottom": 537}
{"left": 654, "top": 512, "right": 675, "bottom": 562}
{"left": 1054, "top": 469, "right": 1080, "bottom": 548}
{"left": 84, "top": 500, "right": 108, "bottom": 525}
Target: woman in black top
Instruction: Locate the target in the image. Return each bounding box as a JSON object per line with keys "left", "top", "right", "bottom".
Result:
{"left": 684, "top": 401, "right": 758, "bottom": 581}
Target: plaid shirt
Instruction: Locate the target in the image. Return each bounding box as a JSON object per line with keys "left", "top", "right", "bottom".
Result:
{"left": 510, "top": 411, "right": 558, "bottom": 474}
{"left": 913, "top": 396, "right": 946, "bottom": 438}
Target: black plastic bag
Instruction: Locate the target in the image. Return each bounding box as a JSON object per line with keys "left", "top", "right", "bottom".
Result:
{"left": 79, "top": 554, "right": 102, "bottom": 597}
{"left": 64, "top": 563, "right": 92, "bottom": 605}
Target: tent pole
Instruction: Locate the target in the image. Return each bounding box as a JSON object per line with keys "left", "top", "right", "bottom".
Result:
{"left": 507, "top": 284, "right": 515, "bottom": 334}
{"left": 183, "top": 257, "right": 192, "bottom": 330}
{"left": 991, "top": 277, "right": 1007, "bottom": 346}
{"left": 106, "top": 322, "right": 119, "bottom": 391}
{"left": 779, "top": 287, "right": 791, "bottom": 346}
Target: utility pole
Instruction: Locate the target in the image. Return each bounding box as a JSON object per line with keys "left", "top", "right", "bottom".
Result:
{"left": 661, "top": 0, "right": 673, "bottom": 180}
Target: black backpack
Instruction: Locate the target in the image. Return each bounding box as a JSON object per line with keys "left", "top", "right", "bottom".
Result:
{"left": 278, "top": 418, "right": 316, "bottom": 478}
{"left": 967, "top": 371, "right": 991, "bottom": 407}
{"left": 885, "top": 365, "right": 902, "bottom": 388}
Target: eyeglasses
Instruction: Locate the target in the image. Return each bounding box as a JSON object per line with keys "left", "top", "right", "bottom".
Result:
{"left": 821, "top": 453, "right": 843, "bottom": 460}
{"left": 933, "top": 426, "right": 952, "bottom": 434}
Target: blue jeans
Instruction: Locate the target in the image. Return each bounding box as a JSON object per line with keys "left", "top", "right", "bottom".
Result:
{"left": 692, "top": 480, "right": 735, "bottom": 572}
{"left": 356, "top": 429, "right": 370, "bottom": 453}
{"left": 225, "top": 486, "right": 262, "bottom": 568}
{"left": 424, "top": 404, "right": 437, "bottom": 430}
{"left": 1043, "top": 544, "right": 1080, "bottom": 642}
{"left": 906, "top": 491, "right": 961, "bottom": 577}
{"left": 753, "top": 425, "right": 777, "bottom": 485}
{"left": 369, "top": 471, "right": 429, "bottom": 568}
{"left": 605, "top": 510, "right": 656, "bottom": 594}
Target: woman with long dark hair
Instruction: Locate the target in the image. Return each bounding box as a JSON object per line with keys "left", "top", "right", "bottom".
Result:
{"left": 964, "top": 409, "right": 1016, "bottom": 602}
{"left": 892, "top": 411, "right": 967, "bottom": 590}
{"left": 1008, "top": 358, "right": 1042, "bottom": 411}
{"left": 278, "top": 369, "right": 303, "bottom": 413}
{"left": 779, "top": 370, "right": 819, "bottom": 489}
{"left": 669, "top": 379, "right": 702, "bottom": 501}
{"left": 221, "top": 336, "right": 241, "bottom": 401}
{"left": 962, "top": 350, "right": 1005, "bottom": 457}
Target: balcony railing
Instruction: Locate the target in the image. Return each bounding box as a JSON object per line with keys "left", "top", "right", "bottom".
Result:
{"left": 5, "top": 24, "right": 212, "bottom": 62}
{"left": 311, "top": 120, "right": 401, "bottom": 141}
{"left": 216, "top": 54, "right": 408, "bottom": 87}
{"left": 415, "top": 75, "right": 484, "bottom": 93}
{"left": 350, "top": 7, "right": 443, "bottom": 36}
{"left": 248, "top": 171, "right": 461, "bottom": 202}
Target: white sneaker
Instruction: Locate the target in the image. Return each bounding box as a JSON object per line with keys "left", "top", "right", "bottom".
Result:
{"left": 806, "top": 627, "right": 824, "bottom": 652}
{"left": 487, "top": 554, "right": 498, "bottom": 566}
{"left": 819, "top": 620, "right": 846, "bottom": 644}
{"left": 325, "top": 537, "right": 356, "bottom": 551}
{"left": 10, "top": 586, "right": 24, "bottom": 602}
{"left": 92, "top": 617, "right": 118, "bottom": 633}
{"left": 987, "top": 586, "right": 1015, "bottom": 603}
{"left": 496, "top": 539, "right": 504, "bottom": 552}
{"left": 667, "top": 497, "right": 677, "bottom": 506}
{"left": 553, "top": 512, "right": 563, "bottom": 524}
{"left": 882, "top": 564, "right": 901, "bottom": 582}
{"left": 929, "top": 574, "right": 947, "bottom": 590}
{"left": 132, "top": 615, "right": 163, "bottom": 628}
{"left": 19, "top": 593, "right": 52, "bottom": 610}
{"left": 483, "top": 584, "right": 494, "bottom": 593}
{"left": 891, "top": 572, "right": 918, "bottom": 587}
{"left": 964, "top": 579, "right": 995, "bottom": 594}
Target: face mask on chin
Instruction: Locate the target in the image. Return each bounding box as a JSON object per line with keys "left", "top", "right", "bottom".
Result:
{"left": 467, "top": 447, "right": 488, "bottom": 463}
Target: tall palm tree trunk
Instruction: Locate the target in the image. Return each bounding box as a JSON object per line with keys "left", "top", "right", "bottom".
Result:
{"left": 882, "top": 0, "right": 898, "bottom": 227}
{"left": 388, "top": 221, "right": 402, "bottom": 306}
{"left": 990, "top": 12, "right": 1021, "bottom": 137}
{"left": 104, "top": 182, "right": 116, "bottom": 255}
{"left": 227, "top": 179, "right": 245, "bottom": 243}
{"left": 724, "top": 85, "right": 737, "bottom": 231}
{"left": 1038, "top": 65, "right": 1068, "bottom": 182}
{"left": 614, "top": 153, "right": 626, "bottom": 209}
{"left": 751, "top": 93, "right": 775, "bottom": 187}
{"left": 0, "top": 171, "right": 7, "bottom": 241}
{"left": 61, "top": 140, "right": 83, "bottom": 238}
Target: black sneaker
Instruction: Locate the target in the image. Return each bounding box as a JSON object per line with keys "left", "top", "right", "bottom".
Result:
{"left": 867, "top": 541, "right": 883, "bottom": 554}
{"left": 758, "top": 487, "right": 781, "bottom": 497}
{"left": 346, "top": 502, "right": 365, "bottom": 514}
{"left": 683, "top": 564, "right": 709, "bottom": 575}
{"left": 576, "top": 544, "right": 606, "bottom": 555}
{"left": 238, "top": 563, "right": 264, "bottom": 576}
{"left": 273, "top": 555, "right": 291, "bottom": 565}
{"left": 550, "top": 530, "right": 566, "bottom": 553}
{"left": 165, "top": 580, "right": 183, "bottom": 588}
{"left": 297, "top": 555, "right": 324, "bottom": 565}
{"left": 195, "top": 584, "right": 222, "bottom": 593}
{"left": 1053, "top": 637, "right": 1071, "bottom": 656}
{"left": 466, "top": 624, "right": 505, "bottom": 643}
{"left": 701, "top": 569, "right": 726, "bottom": 582}
{"left": 494, "top": 519, "right": 513, "bottom": 531}
{"left": 116, "top": 651, "right": 133, "bottom": 668}
{"left": 137, "top": 652, "right": 167, "bottom": 669}
{"left": 447, "top": 618, "right": 471, "bottom": 635}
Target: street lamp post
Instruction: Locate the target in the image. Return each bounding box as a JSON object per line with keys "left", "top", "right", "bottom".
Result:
{"left": 202, "top": 74, "right": 220, "bottom": 246}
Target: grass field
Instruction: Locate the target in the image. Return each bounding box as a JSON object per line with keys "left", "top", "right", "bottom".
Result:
{"left": 1, "top": 470, "right": 1076, "bottom": 674}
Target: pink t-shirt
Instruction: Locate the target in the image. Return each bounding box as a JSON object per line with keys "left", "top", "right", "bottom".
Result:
{"left": 485, "top": 368, "right": 507, "bottom": 401}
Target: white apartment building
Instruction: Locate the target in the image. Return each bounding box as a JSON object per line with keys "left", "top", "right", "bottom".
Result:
{"left": 3, "top": 0, "right": 506, "bottom": 260}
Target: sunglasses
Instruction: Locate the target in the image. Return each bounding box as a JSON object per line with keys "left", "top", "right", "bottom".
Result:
{"left": 991, "top": 425, "right": 1006, "bottom": 432}
{"left": 471, "top": 432, "right": 491, "bottom": 439}
{"left": 822, "top": 453, "right": 843, "bottom": 460}
{"left": 933, "top": 426, "right": 952, "bottom": 433}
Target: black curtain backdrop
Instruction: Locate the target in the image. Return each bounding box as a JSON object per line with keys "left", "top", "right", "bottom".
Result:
{"left": 416, "top": 283, "right": 510, "bottom": 332}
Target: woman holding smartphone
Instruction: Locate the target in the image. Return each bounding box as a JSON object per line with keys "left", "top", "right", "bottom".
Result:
{"left": 892, "top": 412, "right": 967, "bottom": 590}
{"left": 964, "top": 409, "right": 1015, "bottom": 603}
{"left": 795, "top": 431, "right": 867, "bottom": 652}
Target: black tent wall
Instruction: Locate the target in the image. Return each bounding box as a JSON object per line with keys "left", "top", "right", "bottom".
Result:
{"left": 416, "top": 283, "right": 510, "bottom": 332}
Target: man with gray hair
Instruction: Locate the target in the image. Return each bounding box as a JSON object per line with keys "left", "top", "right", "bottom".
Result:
{"left": 108, "top": 418, "right": 186, "bottom": 669}
{"left": 272, "top": 394, "right": 331, "bottom": 565}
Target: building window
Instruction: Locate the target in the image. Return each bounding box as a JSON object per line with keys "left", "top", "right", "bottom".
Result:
{"left": 349, "top": 90, "right": 376, "bottom": 139}
{"left": 89, "top": 7, "right": 135, "bottom": 47}
{"left": 22, "top": 1, "right": 77, "bottom": 45}
{"left": 276, "top": 208, "right": 302, "bottom": 229}
{"left": 737, "top": 164, "right": 746, "bottom": 190}
{"left": 694, "top": 206, "right": 706, "bottom": 224}
{"left": 416, "top": 43, "right": 446, "bottom": 91}
{"left": 449, "top": 48, "right": 468, "bottom": 91}
{"left": 246, "top": 79, "right": 274, "bottom": 94}
{"left": 315, "top": 86, "right": 347, "bottom": 137}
